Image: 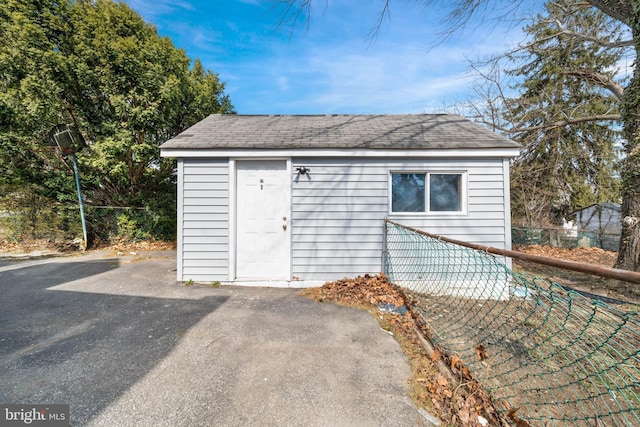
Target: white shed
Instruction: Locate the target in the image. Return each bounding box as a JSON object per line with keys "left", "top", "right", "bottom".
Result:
{"left": 572, "top": 203, "right": 622, "bottom": 235}
{"left": 571, "top": 203, "right": 622, "bottom": 250}
{"left": 160, "top": 114, "right": 521, "bottom": 286}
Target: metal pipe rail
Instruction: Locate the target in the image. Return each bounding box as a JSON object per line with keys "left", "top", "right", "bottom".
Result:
{"left": 385, "top": 219, "right": 640, "bottom": 284}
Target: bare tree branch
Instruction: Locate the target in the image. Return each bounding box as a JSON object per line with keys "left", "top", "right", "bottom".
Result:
{"left": 271, "top": 0, "right": 314, "bottom": 32}
{"left": 566, "top": 68, "right": 626, "bottom": 99}
{"left": 484, "top": 114, "right": 622, "bottom": 134}
{"left": 366, "top": 0, "right": 391, "bottom": 44}
{"left": 554, "top": 28, "right": 633, "bottom": 48}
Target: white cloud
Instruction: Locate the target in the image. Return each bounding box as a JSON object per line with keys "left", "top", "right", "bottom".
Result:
{"left": 170, "top": 22, "right": 224, "bottom": 52}
{"left": 240, "top": 1, "right": 530, "bottom": 113}
{"left": 126, "top": 0, "right": 194, "bottom": 19}
{"left": 244, "top": 34, "right": 496, "bottom": 113}
{"left": 612, "top": 57, "right": 636, "bottom": 82}
{"left": 277, "top": 76, "right": 290, "bottom": 91}
{"left": 124, "top": 0, "right": 531, "bottom": 115}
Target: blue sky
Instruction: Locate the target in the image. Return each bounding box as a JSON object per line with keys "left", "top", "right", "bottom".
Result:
{"left": 124, "top": 0, "right": 533, "bottom": 115}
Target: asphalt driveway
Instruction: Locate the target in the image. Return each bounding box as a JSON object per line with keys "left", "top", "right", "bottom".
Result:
{"left": 0, "top": 251, "right": 432, "bottom": 426}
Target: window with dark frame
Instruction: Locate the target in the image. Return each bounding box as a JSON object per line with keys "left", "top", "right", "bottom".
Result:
{"left": 391, "top": 172, "right": 464, "bottom": 213}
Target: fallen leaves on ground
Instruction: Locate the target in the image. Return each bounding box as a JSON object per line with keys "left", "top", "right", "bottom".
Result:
{"left": 0, "top": 237, "right": 175, "bottom": 255}
{"left": 512, "top": 244, "right": 617, "bottom": 266}
{"left": 301, "top": 272, "right": 405, "bottom": 308}
{"left": 506, "top": 407, "right": 533, "bottom": 427}
{"left": 300, "top": 273, "right": 505, "bottom": 427}
{"left": 0, "top": 239, "right": 62, "bottom": 254}
{"left": 93, "top": 237, "right": 176, "bottom": 254}
{"left": 512, "top": 245, "right": 640, "bottom": 303}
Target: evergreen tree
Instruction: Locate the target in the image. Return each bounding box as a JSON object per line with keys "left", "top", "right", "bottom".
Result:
{"left": 0, "top": 0, "right": 78, "bottom": 237}
{"left": 0, "top": 0, "right": 234, "bottom": 242}
{"left": 507, "top": 1, "right": 623, "bottom": 225}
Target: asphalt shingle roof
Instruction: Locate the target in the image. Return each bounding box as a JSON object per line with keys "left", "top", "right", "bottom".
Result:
{"left": 159, "top": 114, "right": 521, "bottom": 150}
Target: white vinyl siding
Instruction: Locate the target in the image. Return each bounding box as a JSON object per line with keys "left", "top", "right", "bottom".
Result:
{"left": 291, "top": 159, "right": 387, "bottom": 280}
{"left": 290, "top": 157, "right": 510, "bottom": 281}
{"left": 179, "top": 158, "right": 229, "bottom": 282}
{"left": 175, "top": 156, "right": 511, "bottom": 283}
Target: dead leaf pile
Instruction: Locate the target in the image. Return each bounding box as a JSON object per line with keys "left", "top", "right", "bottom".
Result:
{"left": 0, "top": 238, "right": 62, "bottom": 253}
{"left": 513, "top": 244, "right": 617, "bottom": 266}
{"left": 301, "top": 273, "right": 507, "bottom": 427}
{"left": 301, "top": 272, "right": 406, "bottom": 308}
{"left": 418, "top": 326, "right": 502, "bottom": 426}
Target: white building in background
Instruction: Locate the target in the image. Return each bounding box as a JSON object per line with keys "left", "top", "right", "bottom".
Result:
{"left": 572, "top": 203, "right": 621, "bottom": 235}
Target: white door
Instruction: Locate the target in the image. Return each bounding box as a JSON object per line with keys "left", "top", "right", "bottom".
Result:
{"left": 236, "top": 160, "right": 290, "bottom": 279}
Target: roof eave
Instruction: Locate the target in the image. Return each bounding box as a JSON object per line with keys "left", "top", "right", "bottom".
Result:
{"left": 160, "top": 147, "right": 521, "bottom": 159}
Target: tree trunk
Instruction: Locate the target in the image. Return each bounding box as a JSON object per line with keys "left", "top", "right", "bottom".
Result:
{"left": 585, "top": 0, "right": 632, "bottom": 27}
{"left": 615, "top": 11, "right": 640, "bottom": 271}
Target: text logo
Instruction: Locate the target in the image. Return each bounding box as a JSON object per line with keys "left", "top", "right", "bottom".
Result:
{"left": 0, "top": 405, "right": 69, "bottom": 427}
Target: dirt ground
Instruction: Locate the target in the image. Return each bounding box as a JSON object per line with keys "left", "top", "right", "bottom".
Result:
{"left": 0, "top": 238, "right": 175, "bottom": 256}
{"left": 511, "top": 244, "right": 640, "bottom": 303}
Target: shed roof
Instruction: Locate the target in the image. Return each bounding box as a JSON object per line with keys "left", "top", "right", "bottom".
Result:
{"left": 160, "top": 114, "right": 521, "bottom": 151}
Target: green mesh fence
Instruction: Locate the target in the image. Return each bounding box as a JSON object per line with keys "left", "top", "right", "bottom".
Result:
{"left": 512, "top": 226, "right": 620, "bottom": 251}
{"left": 384, "top": 220, "right": 640, "bottom": 426}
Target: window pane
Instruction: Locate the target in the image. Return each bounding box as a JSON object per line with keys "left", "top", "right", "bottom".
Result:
{"left": 429, "top": 174, "right": 462, "bottom": 211}
{"left": 392, "top": 173, "right": 425, "bottom": 212}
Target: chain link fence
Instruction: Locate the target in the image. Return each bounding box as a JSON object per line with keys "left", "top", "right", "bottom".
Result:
{"left": 512, "top": 226, "right": 620, "bottom": 251}
{"left": 0, "top": 204, "right": 175, "bottom": 245}
{"left": 384, "top": 220, "right": 640, "bottom": 426}
{"left": 85, "top": 206, "right": 175, "bottom": 243}
{"left": 0, "top": 203, "right": 82, "bottom": 243}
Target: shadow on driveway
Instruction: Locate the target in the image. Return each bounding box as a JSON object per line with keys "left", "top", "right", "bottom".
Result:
{"left": 0, "top": 256, "right": 228, "bottom": 425}
{"left": 0, "top": 253, "right": 427, "bottom": 426}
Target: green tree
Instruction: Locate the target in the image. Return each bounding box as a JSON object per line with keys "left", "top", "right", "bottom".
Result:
{"left": 505, "top": 1, "right": 623, "bottom": 225}
{"left": 0, "top": 0, "right": 79, "bottom": 238}
{"left": 61, "top": 0, "right": 233, "bottom": 208}
{"left": 0, "top": 0, "right": 234, "bottom": 243}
